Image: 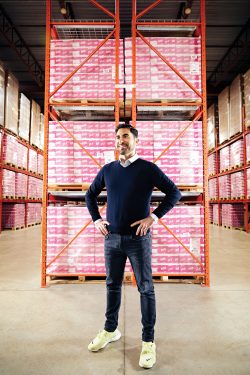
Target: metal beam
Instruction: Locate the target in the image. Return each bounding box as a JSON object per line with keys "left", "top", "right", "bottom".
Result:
{"left": 0, "top": 4, "right": 44, "bottom": 88}
{"left": 208, "top": 19, "right": 250, "bottom": 87}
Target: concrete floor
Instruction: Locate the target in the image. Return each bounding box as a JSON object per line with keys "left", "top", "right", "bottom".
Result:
{"left": 0, "top": 225, "right": 250, "bottom": 375}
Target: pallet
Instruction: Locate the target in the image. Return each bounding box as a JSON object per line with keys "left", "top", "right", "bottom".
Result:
{"left": 27, "top": 222, "right": 41, "bottom": 227}
{"left": 50, "top": 98, "right": 124, "bottom": 105}
{"left": 3, "top": 162, "right": 17, "bottom": 168}
{"left": 223, "top": 225, "right": 245, "bottom": 231}
{"left": 230, "top": 131, "right": 242, "bottom": 140}
{"left": 125, "top": 98, "right": 202, "bottom": 104}
{"left": 177, "top": 184, "right": 203, "bottom": 192}
{"left": 16, "top": 196, "right": 26, "bottom": 200}
{"left": 2, "top": 195, "right": 15, "bottom": 199}
{"left": 48, "top": 183, "right": 90, "bottom": 191}
{"left": 48, "top": 273, "right": 203, "bottom": 285}
{"left": 231, "top": 164, "right": 243, "bottom": 170}
{"left": 231, "top": 196, "right": 245, "bottom": 200}
{"left": 17, "top": 166, "right": 27, "bottom": 171}
{"left": 17, "top": 136, "right": 29, "bottom": 145}
{"left": 4, "top": 226, "right": 25, "bottom": 231}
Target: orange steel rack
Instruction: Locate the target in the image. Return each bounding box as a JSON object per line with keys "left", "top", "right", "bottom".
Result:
{"left": 208, "top": 109, "right": 250, "bottom": 233}
{"left": 0, "top": 126, "right": 43, "bottom": 233}
{"left": 41, "top": 0, "right": 121, "bottom": 287}
{"left": 131, "top": 0, "right": 209, "bottom": 286}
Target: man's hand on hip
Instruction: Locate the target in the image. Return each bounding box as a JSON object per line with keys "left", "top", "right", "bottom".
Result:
{"left": 130, "top": 216, "right": 154, "bottom": 236}
{"left": 95, "top": 220, "right": 110, "bottom": 236}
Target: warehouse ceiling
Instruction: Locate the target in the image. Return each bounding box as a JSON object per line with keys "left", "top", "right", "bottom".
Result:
{"left": 0, "top": 0, "right": 249, "bottom": 110}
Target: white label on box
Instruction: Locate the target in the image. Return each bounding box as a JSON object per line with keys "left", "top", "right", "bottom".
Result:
{"left": 104, "top": 151, "right": 115, "bottom": 164}
{"left": 190, "top": 61, "right": 200, "bottom": 74}
{"left": 190, "top": 237, "right": 200, "bottom": 256}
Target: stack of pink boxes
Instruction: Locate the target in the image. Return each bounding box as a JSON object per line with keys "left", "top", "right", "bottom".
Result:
{"left": 212, "top": 204, "right": 219, "bottom": 224}
{"left": 231, "top": 172, "right": 244, "bottom": 198}
{"left": 50, "top": 39, "right": 124, "bottom": 100}
{"left": 46, "top": 205, "right": 204, "bottom": 275}
{"left": 125, "top": 37, "right": 201, "bottom": 100}
{"left": 48, "top": 121, "right": 115, "bottom": 184}
{"left": 246, "top": 133, "right": 250, "bottom": 163}
{"left": 219, "top": 146, "right": 230, "bottom": 172}
{"left": 2, "top": 204, "right": 25, "bottom": 228}
{"left": 2, "top": 133, "right": 18, "bottom": 166}
{"left": 136, "top": 121, "right": 203, "bottom": 185}
{"left": 28, "top": 177, "right": 42, "bottom": 199}
{"left": 209, "top": 205, "right": 213, "bottom": 222}
{"left": 47, "top": 206, "right": 130, "bottom": 274}
{"left": 218, "top": 175, "right": 231, "bottom": 199}
{"left": 37, "top": 154, "right": 44, "bottom": 175}
{"left": 28, "top": 148, "right": 37, "bottom": 173}
{"left": 229, "top": 139, "right": 244, "bottom": 168}
{"left": 208, "top": 153, "right": 216, "bottom": 176}
{"left": 27, "top": 203, "right": 42, "bottom": 225}
{"left": 15, "top": 173, "right": 28, "bottom": 198}
{"left": 208, "top": 178, "right": 218, "bottom": 200}
{"left": 2, "top": 169, "right": 15, "bottom": 197}
{"left": 152, "top": 205, "right": 204, "bottom": 274}
{"left": 247, "top": 169, "right": 250, "bottom": 197}
{"left": 221, "top": 204, "right": 244, "bottom": 228}
{"left": 17, "top": 142, "right": 28, "bottom": 170}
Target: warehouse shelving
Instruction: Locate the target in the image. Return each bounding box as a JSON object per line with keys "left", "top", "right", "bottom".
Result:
{"left": 0, "top": 126, "right": 43, "bottom": 233}
{"left": 129, "top": 0, "right": 209, "bottom": 286}
{"left": 42, "top": 0, "right": 209, "bottom": 287}
{"left": 41, "top": 0, "right": 122, "bottom": 287}
{"left": 208, "top": 115, "right": 250, "bottom": 233}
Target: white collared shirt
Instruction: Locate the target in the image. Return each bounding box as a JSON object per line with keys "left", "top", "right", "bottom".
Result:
{"left": 119, "top": 153, "right": 139, "bottom": 167}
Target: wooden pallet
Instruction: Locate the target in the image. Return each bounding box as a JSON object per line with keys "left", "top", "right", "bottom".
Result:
{"left": 231, "top": 196, "right": 245, "bottom": 200}
{"left": 2, "top": 195, "right": 15, "bottom": 199}
{"left": 48, "top": 273, "right": 203, "bottom": 285}
{"left": 177, "top": 184, "right": 203, "bottom": 192}
{"left": 50, "top": 98, "right": 124, "bottom": 105}
{"left": 48, "top": 183, "right": 90, "bottom": 191}
{"left": 125, "top": 98, "right": 202, "bottom": 104}
{"left": 16, "top": 196, "right": 26, "bottom": 200}
{"left": 3, "top": 162, "right": 17, "bottom": 168}
{"left": 231, "top": 164, "right": 243, "bottom": 170}
{"left": 4, "top": 226, "right": 25, "bottom": 231}
{"left": 17, "top": 166, "right": 27, "bottom": 171}
{"left": 27, "top": 223, "right": 41, "bottom": 227}
{"left": 223, "top": 225, "right": 245, "bottom": 231}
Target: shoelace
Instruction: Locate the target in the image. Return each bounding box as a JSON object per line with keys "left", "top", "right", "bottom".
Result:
{"left": 142, "top": 343, "right": 154, "bottom": 355}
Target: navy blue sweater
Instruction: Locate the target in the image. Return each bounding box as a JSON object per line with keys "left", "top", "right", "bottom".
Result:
{"left": 85, "top": 158, "right": 182, "bottom": 234}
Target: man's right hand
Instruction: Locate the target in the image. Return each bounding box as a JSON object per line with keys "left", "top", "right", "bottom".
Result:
{"left": 95, "top": 220, "right": 110, "bottom": 236}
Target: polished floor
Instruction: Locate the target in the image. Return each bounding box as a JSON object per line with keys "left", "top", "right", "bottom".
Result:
{"left": 0, "top": 225, "right": 250, "bottom": 375}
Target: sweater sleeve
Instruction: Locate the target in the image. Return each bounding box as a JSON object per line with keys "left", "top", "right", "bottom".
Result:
{"left": 151, "top": 164, "right": 182, "bottom": 219}
{"left": 85, "top": 167, "right": 106, "bottom": 222}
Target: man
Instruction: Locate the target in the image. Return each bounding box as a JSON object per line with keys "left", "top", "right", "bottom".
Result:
{"left": 85, "top": 123, "right": 181, "bottom": 369}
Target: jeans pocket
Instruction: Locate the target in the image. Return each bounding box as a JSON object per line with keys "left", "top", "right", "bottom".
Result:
{"left": 132, "top": 232, "right": 151, "bottom": 241}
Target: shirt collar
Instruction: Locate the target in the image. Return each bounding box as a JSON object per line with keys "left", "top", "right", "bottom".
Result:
{"left": 119, "top": 153, "right": 139, "bottom": 167}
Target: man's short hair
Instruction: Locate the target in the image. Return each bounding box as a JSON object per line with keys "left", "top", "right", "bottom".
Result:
{"left": 115, "top": 123, "right": 138, "bottom": 138}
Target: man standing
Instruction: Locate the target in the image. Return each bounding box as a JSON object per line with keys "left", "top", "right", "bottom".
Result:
{"left": 85, "top": 123, "right": 181, "bottom": 369}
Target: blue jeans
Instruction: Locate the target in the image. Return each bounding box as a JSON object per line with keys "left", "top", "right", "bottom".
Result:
{"left": 104, "top": 232, "right": 156, "bottom": 342}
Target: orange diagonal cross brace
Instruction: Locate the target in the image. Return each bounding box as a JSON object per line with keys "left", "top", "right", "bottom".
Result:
{"left": 49, "top": 111, "right": 102, "bottom": 169}
{"left": 159, "top": 220, "right": 205, "bottom": 271}
{"left": 154, "top": 110, "right": 203, "bottom": 163}
{"left": 49, "top": 29, "right": 115, "bottom": 98}
{"left": 47, "top": 205, "right": 107, "bottom": 269}
{"left": 137, "top": 30, "right": 202, "bottom": 99}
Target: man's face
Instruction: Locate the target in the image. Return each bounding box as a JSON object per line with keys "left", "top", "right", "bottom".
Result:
{"left": 115, "top": 128, "right": 138, "bottom": 157}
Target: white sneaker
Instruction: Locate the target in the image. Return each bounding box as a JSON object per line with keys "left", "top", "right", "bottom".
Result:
{"left": 139, "top": 341, "right": 156, "bottom": 369}
{"left": 88, "top": 329, "right": 121, "bottom": 352}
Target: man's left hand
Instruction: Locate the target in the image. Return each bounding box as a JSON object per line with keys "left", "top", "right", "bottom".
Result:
{"left": 130, "top": 216, "right": 154, "bottom": 236}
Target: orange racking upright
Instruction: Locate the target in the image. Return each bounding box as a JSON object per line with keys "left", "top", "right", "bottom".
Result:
{"left": 129, "top": 0, "right": 209, "bottom": 286}
{"left": 41, "top": 0, "right": 122, "bottom": 287}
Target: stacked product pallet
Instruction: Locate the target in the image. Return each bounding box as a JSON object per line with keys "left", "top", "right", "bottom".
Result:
{"left": 50, "top": 39, "right": 124, "bottom": 100}
{"left": 208, "top": 71, "right": 249, "bottom": 230}
{"left": 0, "top": 63, "right": 44, "bottom": 231}
{"left": 125, "top": 37, "right": 201, "bottom": 100}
